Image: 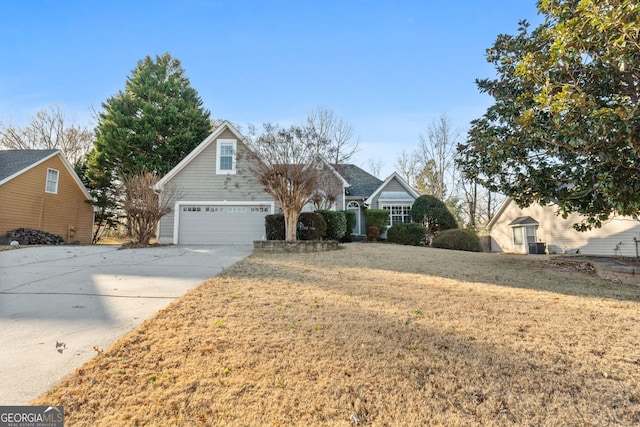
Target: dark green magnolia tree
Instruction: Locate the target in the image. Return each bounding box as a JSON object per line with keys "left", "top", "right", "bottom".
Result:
{"left": 410, "top": 195, "right": 458, "bottom": 242}
{"left": 88, "top": 52, "right": 212, "bottom": 192}
{"left": 457, "top": 0, "right": 640, "bottom": 230}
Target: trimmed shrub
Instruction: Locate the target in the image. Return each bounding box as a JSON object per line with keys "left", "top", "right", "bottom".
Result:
{"left": 386, "top": 223, "right": 427, "bottom": 246}
{"left": 265, "top": 214, "right": 285, "bottom": 240}
{"left": 410, "top": 195, "right": 458, "bottom": 237}
{"left": 431, "top": 229, "right": 483, "bottom": 252}
{"left": 297, "top": 212, "right": 327, "bottom": 240}
{"left": 367, "top": 225, "right": 381, "bottom": 241}
{"left": 316, "top": 210, "right": 347, "bottom": 241}
{"left": 365, "top": 209, "right": 389, "bottom": 240}
{"left": 342, "top": 210, "right": 356, "bottom": 242}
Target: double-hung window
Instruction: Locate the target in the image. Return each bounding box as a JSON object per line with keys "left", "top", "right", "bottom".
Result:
{"left": 512, "top": 226, "right": 537, "bottom": 246}
{"left": 216, "top": 139, "right": 237, "bottom": 174}
{"left": 45, "top": 168, "right": 59, "bottom": 194}
{"left": 512, "top": 227, "right": 523, "bottom": 245}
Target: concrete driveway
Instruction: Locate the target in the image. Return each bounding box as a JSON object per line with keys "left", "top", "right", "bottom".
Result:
{"left": 0, "top": 244, "right": 252, "bottom": 405}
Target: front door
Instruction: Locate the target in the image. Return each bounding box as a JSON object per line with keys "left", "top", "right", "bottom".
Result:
{"left": 347, "top": 201, "right": 360, "bottom": 235}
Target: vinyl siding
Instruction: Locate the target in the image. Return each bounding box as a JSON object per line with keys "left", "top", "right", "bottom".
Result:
{"left": 157, "top": 134, "right": 274, "bottom": 242}
{"left": 370, "top": 178, "right": 411, "bottom": 209}
{"left": 0, "top": 155, "right": 94, "bottom": 244}
{"left": 489, "top": 200, "right": 640, "bottom": 256}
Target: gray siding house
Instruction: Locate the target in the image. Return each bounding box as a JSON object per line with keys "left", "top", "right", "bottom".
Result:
{"left": 154, "top": 121, "right": 420, "bottom": 244}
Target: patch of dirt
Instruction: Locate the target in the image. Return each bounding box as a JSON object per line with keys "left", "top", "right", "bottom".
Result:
{"left": 544, "top": 258, "right": 598, "bottom": 274}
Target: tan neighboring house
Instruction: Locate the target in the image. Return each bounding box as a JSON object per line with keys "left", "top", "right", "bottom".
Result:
{"left": 487, "top": 197, "right": 640, "bottom": 256}
{"left": 154, "top": 121, "right": 420, "bottom": 244}
{"left": 0, "top": 149, "right": 94, "bottom": 244}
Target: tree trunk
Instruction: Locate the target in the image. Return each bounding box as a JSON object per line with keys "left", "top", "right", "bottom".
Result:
{"left": 284, "top": 208, "right": 299, "bottom": 242}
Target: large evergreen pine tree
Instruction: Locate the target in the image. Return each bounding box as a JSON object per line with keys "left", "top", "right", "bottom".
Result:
{"left": 88, "top": 53, "right": 212, "bottom": 187}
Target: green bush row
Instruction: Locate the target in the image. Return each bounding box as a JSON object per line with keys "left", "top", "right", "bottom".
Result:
{"left": 342, "top": 210, "right": 356, "bottom": 243}
{"left": 316, "top": 210, "right": 347, "bottom": 241}
{"left": 431, "top": 229, "right": 483, "bottom": 252}
{"left": 297, "top": 212, "right": 327, "bottom": 240}
{"left": 265, "top": 214, "right": 285, "bottom": 240}
{"left": 265, "top": 210, "right": 352, "bottom": 241}
{"left": 386, "top": 223, "right": 426, "bottom": 246}
{"left": 364, "top": 209, "right": 389, "bottom": 241}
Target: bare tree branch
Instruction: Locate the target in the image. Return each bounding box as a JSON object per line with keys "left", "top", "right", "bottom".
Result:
{"left": 418, "top": 114, "right": 460, "bottom": 200}
{"left": 395, "top": 149, "right": 420, "bottom": 187}
{"left": 305, "top": 107, "right": 359, "bottom": 164}
{"left": 0, "top": 105, "right": 94, "bottom": 165}
{"left": 246, "top": 123, "right": 331, "bottom": 241}
{"left": 123, "top": 172, "right": 180, "bottom": 246}
{"left": 367, "top": 158, "right": 384, "bottom": 178}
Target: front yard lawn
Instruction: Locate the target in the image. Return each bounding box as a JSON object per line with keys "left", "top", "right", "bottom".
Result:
{"left": 33, "top": 244, "right": 640, "bottom": 426}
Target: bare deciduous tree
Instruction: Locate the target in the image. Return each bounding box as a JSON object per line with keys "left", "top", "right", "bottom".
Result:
{"left": 418, "top": 114, "right": 459, "bottom": 200}
{"left": 123, "top": 172, "right": 180, "bottom": 246}
{"left": 367, "top": 158, "right": 384, "bottom": 178}
{"left": 398, "top": 113, "right": 502, "bottom": 228}
{"left": 395, "top": 149, "right": 420, "bottom": 188}
{"left": 246, "top": 123, "right": 330, "bottom": 241}
{"left": 305, "top": 107, "right": 359, "bottom": 164}
{"left": 0, "top": 105, "right": 93, "bottom": 165}
{"left": 311, "top": 165, "right": 344, "bottom": 210}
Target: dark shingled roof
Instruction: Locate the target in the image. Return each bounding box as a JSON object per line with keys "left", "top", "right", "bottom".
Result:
{"left": 0, "top": 149, "right": 59, "bottom": 182}
{"left": 333, "top": 164, "right": 383, "bottom": 198}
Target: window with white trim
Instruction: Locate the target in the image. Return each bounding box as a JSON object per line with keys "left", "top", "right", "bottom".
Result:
{"left": 381, "top": 203, "right": 412, "bottom": 227}
{"left": 45, "top": 168, "right": 59, "bottom": 194}
{"left": 512, "top": 226, "right": 537, "bottom": 246}
{"left": 216, "top": 139, "right": 237, "bottom": 174}
{"left": 512, "top": 227, "right": 523, "bottom": 245}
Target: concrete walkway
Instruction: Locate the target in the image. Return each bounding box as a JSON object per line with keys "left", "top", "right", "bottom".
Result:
{"left": 0, "top": 244, "right": 252, "bottom": 405}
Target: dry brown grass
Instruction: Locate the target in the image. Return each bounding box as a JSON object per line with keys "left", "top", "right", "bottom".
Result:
{"left": 32, "top": 244, "right": 640, "bottom": 426}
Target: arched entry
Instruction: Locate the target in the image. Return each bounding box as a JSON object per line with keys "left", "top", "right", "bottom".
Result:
{"left": 347, "top": 201, "right": 360, "bottom": 235}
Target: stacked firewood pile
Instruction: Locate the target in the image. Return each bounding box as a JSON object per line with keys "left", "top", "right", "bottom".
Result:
{"left": 5, "top": 228, "right": 66, "bottom": 245}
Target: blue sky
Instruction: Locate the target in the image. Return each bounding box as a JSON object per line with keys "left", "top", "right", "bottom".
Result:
{"left": 0, "top": 1, "right": 542, "bottom": 177}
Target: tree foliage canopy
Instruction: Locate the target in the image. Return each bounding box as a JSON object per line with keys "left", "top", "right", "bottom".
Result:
{"left": 88, "top": 53, "right": 212, "bottom": 186}
{"left": 246, "top": 123, "right": 331, "bottom": 241}
{"left": 410, "top": 195, "right": 458, "bottom": 237}
{"left": 457, "top": 0, "right": 640, "bottom": 230}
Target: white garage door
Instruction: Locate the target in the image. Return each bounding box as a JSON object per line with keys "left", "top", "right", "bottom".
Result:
{"left": 178, "top": 204, "right": 271, "bottom": 244}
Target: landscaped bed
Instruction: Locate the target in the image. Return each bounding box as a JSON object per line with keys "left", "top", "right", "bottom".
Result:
{"left": 32, "top": 244, "right": 640, "bottom": 426}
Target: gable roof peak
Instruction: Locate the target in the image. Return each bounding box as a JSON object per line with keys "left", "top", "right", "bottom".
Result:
{"left": 364, "top": 171, "right": 420, "bottom": 206}
{"left": 0, "top": 149, "right": 61, "bottom": 183}
{"left": 155, "top": 121, "right": 249, "bottom": 190}
{"left": 0, "top": 149, "right": 92, "bottom": 200}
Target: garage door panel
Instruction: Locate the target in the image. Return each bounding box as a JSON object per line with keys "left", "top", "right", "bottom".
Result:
{"left": 178, "top": 204, "right": 270, "bottom": 244}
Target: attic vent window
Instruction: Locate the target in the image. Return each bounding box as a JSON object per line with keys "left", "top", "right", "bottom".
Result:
{"left": 45, "top": 168, "right": 59, "bottom": 194}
